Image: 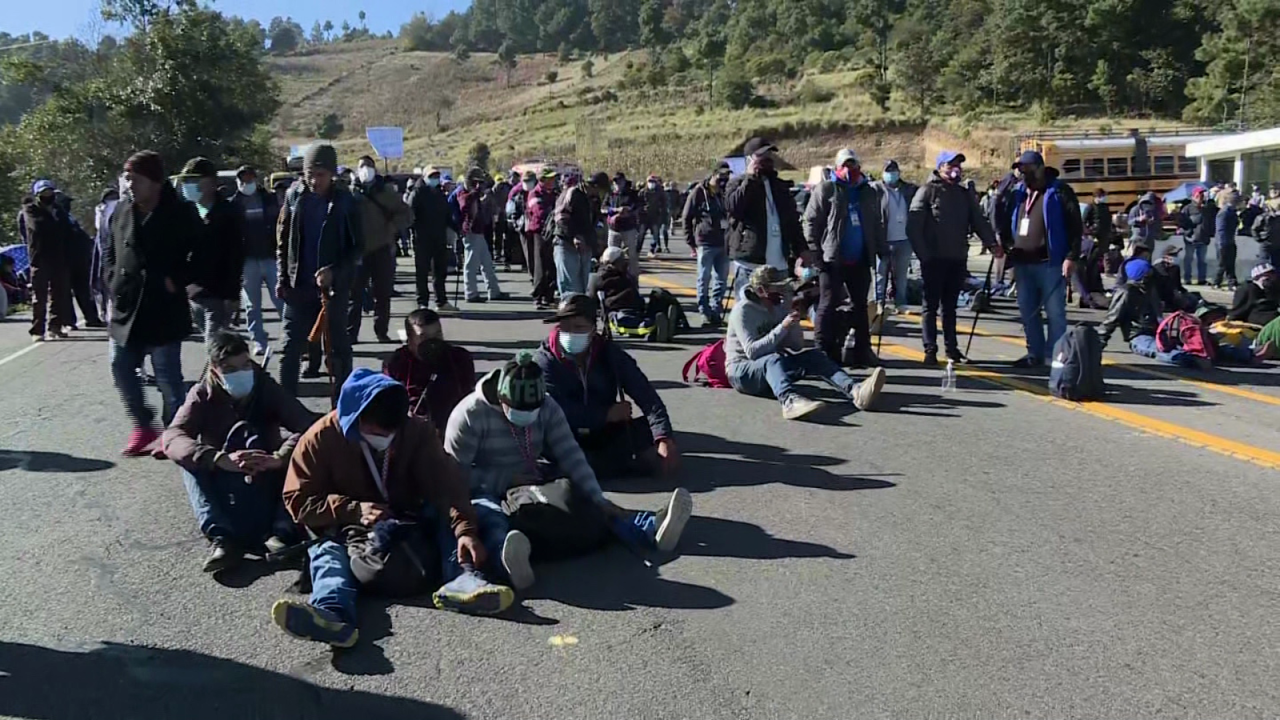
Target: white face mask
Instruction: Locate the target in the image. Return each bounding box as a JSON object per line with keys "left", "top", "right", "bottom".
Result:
{"left": 362, "top": 432, "right": 395, "bottom": 452}
{"left": 522, "top": 180, "right": 536, "bottom": 191}
{"left": 357, "top": 166, "right": 376, "bottom": 184}
{"left": 559, "top": 331, "right": 592, "bottom": 355}
{"left": 218, "top": 368, "right": 255, "bottom": 399}
{"left": 238, "top": 181, "right": 257, "bottom": 196}
{"left": 505, "top": 407, "right": 540, "bottom": 427}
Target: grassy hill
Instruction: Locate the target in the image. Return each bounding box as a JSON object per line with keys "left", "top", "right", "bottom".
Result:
{"left": 269, "top": 39, "right": 1190, "bottom": 183}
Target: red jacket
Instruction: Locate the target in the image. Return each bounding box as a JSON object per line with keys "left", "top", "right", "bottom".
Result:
{"left": 525, "top": 184, "right": 556, "bottom": 234}
{"left": 382, "top": 344, "right": 475, "bottom": 438}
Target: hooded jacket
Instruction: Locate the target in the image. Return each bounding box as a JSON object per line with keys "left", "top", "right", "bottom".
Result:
{"left": 725, "top": 172, "right": 807, "bottom": 266}
{"left": 382, "top": 342, "right": 476, "bottom": 437}
{"left": 682, "top": 180, "right": 727, "bottom": 249}
{"left": 724, "top": 285, "right": 804, "bottom": 372}
{"left": 163, "top": 366, "right": 318, "bottom": 474}
{"left": 353, "top": 175, "right": 411, "bottom": 255}
{"left": 553, "top": 183, "right": 597, "bottom": 250}
{"left": 909, "top": 171, "right": 999, "bottom": 263}
{"left": 533, "top": 328, "right": 673, "bottom": 443}
{"left": 803, "top": 176, "right": 884, "bottom": 266}
{"left": 1179, "top": 199, "right": 1217, "bottom": 246}
{"left": 1128, "top": 193, "right": 1164, "bottom": 246}
{"left": 1007, "top": 169, "right": 1083, "bottom": 266}
{"left": 282, "top": 369, "right": 477, "bottom": 537}
{"left": 443, "top": 369, "right": 605, "bottom": 504}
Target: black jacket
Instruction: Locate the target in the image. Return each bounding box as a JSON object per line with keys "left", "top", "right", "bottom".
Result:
{"left": 724, "top": 172, "right": 806, "bottom": 266}
{"left": 231, "top": 188, "right": 280, "bottom": 260}
{"left": 408, "top": 181, "right": 452, "bottom": 247}
{"left": 606, "top": 185, "right": 641, "bottom": 232}
{"left": 639, "top": 186, "right": 668, "bottom": 225}
{"left": 1083, "top": 201, "right": 1114, "bottom": 246}
{"left": 20, "top": 198, "right": 75, "bottom": 266}
{"left": 104, "top": 183, "right": 201, "bottom": 348}
{"left": 681, "top": 181, "right": 726, "bottom": 249}
{"left": 1228, "top": 281, "right": 1280, "bottom": 326}
{"left": 587, "top": 264, "right": 645, "bottom": 314}
{"left": 276, "top": 182, "right": 364, "bottom": 290}
{"left": 190, "top": 197, "right": 245, "bottom": 301}
{"left": 1178, "top": 200, "right": 1217, "bottom": 245}
{"left": 991, "top": 171, "right": 1020, "bottom": 249}
{"left": 554, "top": 184, "right": 598, "bottom": 249}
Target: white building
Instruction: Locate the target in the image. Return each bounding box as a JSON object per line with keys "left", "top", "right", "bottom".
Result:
{"left": 1185, "top": 127, "right": 1280, "bottom": 188}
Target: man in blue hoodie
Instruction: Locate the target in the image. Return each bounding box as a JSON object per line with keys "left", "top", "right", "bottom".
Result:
{"left": 1007, "top": 150, "right": 1084, "bottom": 368}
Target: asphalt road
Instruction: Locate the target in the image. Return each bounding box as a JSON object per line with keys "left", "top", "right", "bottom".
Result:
{"left": 1, "top": 243, "right": 1279, "bottom": 720}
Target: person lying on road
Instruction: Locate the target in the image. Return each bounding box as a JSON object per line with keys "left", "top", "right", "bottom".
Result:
{"left": 382, "top": 308, "right": 476, "bottom": 438}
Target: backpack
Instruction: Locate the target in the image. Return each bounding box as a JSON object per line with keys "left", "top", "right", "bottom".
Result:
{"left": 346, "top": 520, "right": 441, "bottom": 598}
{"left": 502, "top": 479, "right": 611, "bottom": 561}
{"left": 682, "top": 339, "right": 731, "bottom": 388}
{"left": 1049, "top": 325, "right": 1106, "bottom": 401}
{"left": 1156, "top": 310, "right": 1217, "bottom": 360}
{"left": 647, "top": 288, "right": 689, "bottom": 336}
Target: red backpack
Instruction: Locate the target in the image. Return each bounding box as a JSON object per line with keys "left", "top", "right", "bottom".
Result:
{"left": 682, "top": 340, "right": 731, "bottom": 388}
{"left": 1156, "top": 310, "right": 1217, "bottom": 360}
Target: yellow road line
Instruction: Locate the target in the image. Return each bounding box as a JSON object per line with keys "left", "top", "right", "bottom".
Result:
{"left": 638, "top": 271, "right": 1280, "bottom": 471}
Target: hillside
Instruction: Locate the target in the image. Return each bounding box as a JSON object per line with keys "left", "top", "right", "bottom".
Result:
{"left": 268, "top": 40, "right": 1189, "bottom": 183}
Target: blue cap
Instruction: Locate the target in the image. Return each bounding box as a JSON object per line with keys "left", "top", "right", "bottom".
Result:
{"left": 935, "top": 150, "right": 966, "bottom": 168}
{"left": 1124, "top": 258, "right": 1152, "bottom": 283}
{"left": 32, "top": 179, "right": 56, "bottom": 195}
{"left": 441, "top": 173, "right": 453, "bottom": 182}
{"left": 1013, "top": 150, "right": 1044, "bottom": 169}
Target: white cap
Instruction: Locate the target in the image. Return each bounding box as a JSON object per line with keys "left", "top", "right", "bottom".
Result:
{"left": 601, "top": 246, "right": 627, "bottom": 266}
{"left": 834, "top": 148, "right": 860, "bottom": 167}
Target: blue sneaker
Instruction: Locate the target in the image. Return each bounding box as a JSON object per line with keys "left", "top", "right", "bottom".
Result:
{"left": 432, "top": 569, "right": 514, "bottom": 616}
{"left": 271, "top": 600, "right": 358, "bottom": 648}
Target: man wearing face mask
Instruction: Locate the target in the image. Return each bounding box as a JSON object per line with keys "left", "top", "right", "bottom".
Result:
{"left": 725, "top": 265, "right": 886, "bottom": 420}
{"left": 383, "top": 308, "right": 475, "bottom": 437}
{"left": 640, "top": 174, "right": 670, "bottom": 256}
{"left": 407, "top": 167, "right": 458, "bottom": 313}
{"left": 524, "top": 168, "right": 560, "bottom": 309}
{"left": 231, "top": 166, "right": 283, "bottom": 357}
{"left": 872, "top": 159, "right": 917, "bottom": 313}
{"left": 21, "top": 179, "right": 76, "bottom": 341}
{"left": 1006, "top": 150, "right": 1084, "bottom": 368}
{"left": 533, "top": 294, "right": 678, "bottom": 479}
{"left": 908, "top": 150, "right": 1001, "bottom": 366}
{"left": 456, "top": 167, "right": 507, "bottom": 303}
{"left": 349, "top": 155, "right": 411, "bottom": 344}
{"left": 445, "top": 351, "right": 693, "bottom": 591}
{"left": 179, "top": 157, "right": 244, "bottom": 349}
{"left": 682, "top": 161, "right": 732, "bottom": 327}
{"left": 274, "top": 369, "right": 515, "bottom": 648}
{"left": 163, "top": 332, "right": 318, "bottom": 574}
{"left": 804, "top": 148, "right": 885, "bottom": 368}
{"left": 605, "top": 172, "right": 642, "bottom": 272}
{"left": 726, "top": 138, "right": 812, "bottom": 299}
{"left": 506, "top": 170, "right": 534, "bottom": 277}
{"left": 554, "top": 171, "right": 609, "bottom": 296}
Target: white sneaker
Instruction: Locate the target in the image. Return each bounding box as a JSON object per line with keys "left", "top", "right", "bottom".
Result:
{"left": 501, "top": 530, "right": 534, "bottom": 590}
{"left": 655, "top": 488, "right": 693, "bottom": 552}
{"left": 781, "top": 394, "right": 823, "bottom": 421}
{"left": 853, "top": 367, "right": 887, "bottom": 411}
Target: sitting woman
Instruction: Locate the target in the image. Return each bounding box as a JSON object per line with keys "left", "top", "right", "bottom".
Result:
{"left": 383, "top": 308, "right": 475, "bottom": 436}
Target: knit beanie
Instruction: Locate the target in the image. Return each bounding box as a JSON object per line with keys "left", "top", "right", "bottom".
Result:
{"left": 304, "top": 143, "right": 339, "bottom": 174}
{"left": 124, "top": 151, "right": 165, "bottom": 184}
{"left": 497, "top": 351, "right": 546, "bottom": 411}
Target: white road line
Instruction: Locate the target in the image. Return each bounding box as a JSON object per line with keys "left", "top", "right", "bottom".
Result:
{"left": 0, "top": 343, "right": 42, "bottom": 368}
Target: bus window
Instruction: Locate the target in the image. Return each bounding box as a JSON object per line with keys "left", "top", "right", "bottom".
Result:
{"left": 1062, "top": 159, "right": 1082, "bottom": 178}
{"left": 1153, "top": 156, "right": 1175, "bottom": 175}
{"left": 1106, "top": 157, "right": 1128, "bottom": 177}
{"left": 1084, "top": 158, "right": 1105, "bottom": 178}
{"left": 1178, "top": 156, "right": 1197, "bottom": 174}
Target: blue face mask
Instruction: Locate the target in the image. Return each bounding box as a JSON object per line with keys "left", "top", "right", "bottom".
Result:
{"left": 505, "top": 407, "right": 540, "bottom": 427}
{"left": 181, "top": 182, "right": 202, "bottom": 203}
{"left": 799, "top": 266, "right": 819, "bottom": 283}
{"left": 884, "top": 171, "right": 900, "bottom": 185}
{"left": 558, "top": 331, "right": 592, "bottom": 355}
{"left": 426, "top": 177, "right": 441, "bottom": 188}
{"left": 219, "top": 369, "right": 255, "bottom": 399}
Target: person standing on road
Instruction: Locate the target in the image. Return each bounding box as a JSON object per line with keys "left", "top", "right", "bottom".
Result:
{"left": 606, "top": 172, "right": 642, "bottom": 269}
{"left": 407, "top": 167, "right": 458, "bottom": 313}
{"left": 275, "top": 143, "right": 363, "bottom": 402}
{"left": 726, "top": 137, "right": 811, "bottom": 299}
{"left": 525, "top": 168, "right": 559, "bottom": 309}
{"left": 231, "top": 165, "right": 283, "bottom": 357}
{"left": 804, "top": 148, "right": 884, "bottom": 368}
{"left": 1178, "top": 187, "right": 1215, "bottom": 286}
{"left": 639, "top": 174, "right": 669, "bottom": 256}
{"left": 91, "top": 185, "right": 121, "bottom": 323}
{"left": 457, "top": 167, "right": 507, "bottom": 304}
{"left": 179, "top": 157, "right": 244, "bottom": 349}
{"left": 55, "top": 191, "right": 104, "bottom": 331}
{"left": 665, "top": 181, "right": 683, "bottom": 245}
{"left": 1215, "top": 198, "right": 1239, "bottom": 289}
{"left": 349, "top": 155, "right": 411, "bottom": 343}
{"left": 105, "top": 151, "right": 202, "bottom": 456}
{"left": 162, "top": 332, "right": 317, "bottom": 574}
{"left": 908, "top": 150, "right": 999, "bottom": 366}
{"left": 1128, "top": 191, "right": 1163, "bottom": 252}
{"left": 21, "top": 180, "right": 76, "bottom": 341}
{"left": 1006, "top": 150, "right": 1083, "bottom": 368}
{"left": 872, "top": 159, "right": 917, "bottom": 313}
{"left": 554, "top": 170, "right": 607, "bottom": 296}
{"left": 682, "top": 161, "right": 731, "bottom": 327}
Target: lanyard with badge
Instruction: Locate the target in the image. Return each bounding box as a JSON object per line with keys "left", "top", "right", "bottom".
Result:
{"left": 360, "top": 442, "right": 393, "bottom": 502}
{"left": 1019, "top": 191, "right": 1039, "bottom": 237}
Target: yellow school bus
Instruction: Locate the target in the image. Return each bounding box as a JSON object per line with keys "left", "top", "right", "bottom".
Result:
{"left": 1016, "top": 129, "right": 1225, "bottom": 210}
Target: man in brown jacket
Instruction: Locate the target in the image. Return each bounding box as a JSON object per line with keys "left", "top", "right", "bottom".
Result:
{"left": 270, "top": 368, "right": 515, "bottom": 649}
{"left": 163, "top": 332, "right": 318, "bottom": 574}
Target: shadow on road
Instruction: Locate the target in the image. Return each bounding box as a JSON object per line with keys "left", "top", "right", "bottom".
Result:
{"left": 0, "top": 641, "right": 466, "bottom": 720}
{"left": 531, "top": 545, "right": 734, "bottom": 612}
{"left": 661, "top": 431, "right": 898, "bottom": 493}
{"left": 0, "top": 450, "right": 115, "bottom": 473}
{"left": 679, "top": 516, "right": 854, "bottom": 561}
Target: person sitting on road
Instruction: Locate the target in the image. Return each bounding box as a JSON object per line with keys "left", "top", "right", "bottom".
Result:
{"left": 1229, "top": 263, "right": 1280, "bottom": 360}
{"left": 1097, "top": 253, "right": 1161, "bottom": 345}
{"left": 585, "top": 246, "right": 678, "bottom": 341}
{"left": 272, "top": 369, "right": 515, "bottom": 649}
{"left": 382, "top": 308, "right": 476, "bottom": 437}
{"left": 444, "top": 351, "right": 693, "bottom": 591}
{"left": 725, "top": 265, "right": 886, "bottom": 421}
{"left": 533, "top": 293, "right": 679, "bottom": 480}
{"left": 162, "top": 332, "right": 319, "bottom": 574}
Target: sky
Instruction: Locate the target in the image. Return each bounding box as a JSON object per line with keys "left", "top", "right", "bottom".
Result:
{"left": 2, "top": 0, "right": 472, "bottom": 41}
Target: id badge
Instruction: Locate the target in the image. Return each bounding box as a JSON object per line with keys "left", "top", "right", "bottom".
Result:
{"left": 1019, "top": 217, "right": 1030, "bottom": 236}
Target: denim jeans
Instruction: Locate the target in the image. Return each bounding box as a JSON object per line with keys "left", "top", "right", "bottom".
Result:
{"left": 189, "top": 297, "right": 234, "bottom": 349}
{"left": 695, "top": 245, "right": 729, "bottom": 319}
{"left": 608, "top": 230, "right": 640, "bottom": 278}
{"left": 554, "top": 243, "right": 591, "bottom": 296}
{"left": 727, "top": 349, "right": 855, "bottom": 403}
{"left": 109, "top": 338, "right": 184, "bottom": 428}
{"left": 1014, "top": 261, "right": 1068, "bottom": 361}
{"left": 242, "top": 257, "right": 283, "bottom": 349}
{"left": 182, "top": 468, "right": 293, "bottom": 545}
{"left": 279, "top": 283, "right": 352, "bottom": 402}
{"left": 876, "top": 241, "right": 913, "bottom": 307}
{"left": 1130, "top": 334, "right": 1193, "bottom": 368}
{"left": 641, "top": 223, "right": 666, "bottom": 252}
{"left": 1182, "top": 240, "right": 1208, "bottom": 285}
{"left": 463, "top": 233, "right": 502, "bottom": 299}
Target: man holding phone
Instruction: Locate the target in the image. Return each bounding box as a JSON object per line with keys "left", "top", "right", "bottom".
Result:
{"left": 725, "top": 138, "right": 813, "bottom": 299}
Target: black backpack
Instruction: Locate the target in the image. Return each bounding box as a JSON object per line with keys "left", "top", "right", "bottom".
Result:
{"left": 1049, "top": 325, "right": 1106, "bottom": 401}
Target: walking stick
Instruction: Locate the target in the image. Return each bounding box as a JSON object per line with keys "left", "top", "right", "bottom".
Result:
{"left": 963, "top": 254, "right": 997, "bottom": 358}
{"left": 308, "top": 289, "right": 336, "bottom": 404}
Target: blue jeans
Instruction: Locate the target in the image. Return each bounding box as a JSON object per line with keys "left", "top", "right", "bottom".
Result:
{"left": 242, "top": 257, "right": 283, "bottom": 349}
{"left": 1130, "top": 334, "right": 1193, "bottom": 368}
{"left": 695, "top": 245, "right": 729, "bottom": 319}
{"left": 189, "top": 297, "right": 234, "bottom": 350}
{"left": 553, "top": 243, "right": 590, "bottom": 296}
{"left": 642, "top": 223, "right": 667, "bottom": 252}
{"left": 1182, "top": 240, "right": 1208, "bottom": 284}
{"left": 876, "top": 241, "right": 913, "bottom": 306}
{"left": 182, "top": 468, "right": 293, "bottom": 544}
{"left": 727, "top": 349, "right": 855, "bottom": 403}
{"left": 109, "top": 338, "right": 184, "bottom": 428}
{"left": 463, "top": 233, "right": 502, "bottom": 299}
{"left": 1014, "top": 261, "right": 1068, "bottom": 362}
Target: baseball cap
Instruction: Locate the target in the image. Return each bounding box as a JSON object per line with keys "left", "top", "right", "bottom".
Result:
{"left": 235, "top": 165, "right": 256, "bottom": 180}
{"left": 1012, "top": 150, "right": 1044, "bottom": 169}
{"left": 884, "top": 159, "right": 900, "bottom": 172}
{"left": 935, "top": 150, "right": 966, "bottom": 168}
{"left": 522, "top": 170, "right": 537, "bottom": 182}
{"left": 834, "top": 149, "right": 860, "bottom": 167}
{"left": 32, "top": 179, "right": 56, "bottom": 195}
{"left": 543, "top": 293, "right": 598, "bottom": 324}
{"left": 1252, "top": 263, "right": 1275, "bottom": 280}
{"left": 743, "top": 137, "right": 778, "bottom": 157}
{"left": 749, "top": 265, "right": 792, "bottom": 290}
{"left": 588, "top": 171, "right": 611, "bottom": 189}
{"left": 539, "top": 167, "right": 559, "bottom": 179}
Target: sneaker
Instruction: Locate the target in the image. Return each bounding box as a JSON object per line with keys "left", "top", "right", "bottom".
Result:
{"left": 375, "top": 333, "right": 394, "bottom": 344}
{"left": 302, "top": 366, "right": 322, "bottom": 379}
{"left": 263, "top": 535, "right": 290, "bottom": 556}
{"left": 465, "top": 296, "right": 487, "bottom": 304}
{"left": 252, "top": 343, "right": 269, "bottom": 358}
{"left": 852, "top": 367, "right": 887, "bottom": 411}
{"left": 945, "top": 348, "right": 969, "bottom": 364}
{"left": 501, "top": 530, "right": 535, "bottom": 590}
{"left": 701, "top": 314, "right": 722, "bottom": 329}
{"left": 922, "top": 349, "right": 938, "bottom": 367}
{"left": 47, "top": 329, "right": 69, "bottom": 339}
{"left": 436, "top": 302, "right": 459, "bottom": 313}
{"left": 121, "top": 427, "right": 160, "bottom": 457}
{"left": 30, "top": 334, "right": 45, "bottom": 343}
{"left": 534, "top": 299, "right": 549, "bottom": 310}
{"left": 1011, "top": 355, "right": 1044, "bottom": 369}
{"left": 432, "top": 570, "right": 514, "bottom": 615}
{"left": 654, "top": 488, "right": 693, "bottom": 552}
{"left": 488, "top": 291, "right": 510, "bottom": 301}
{"left": 781, "top": 394, "right": 823, "bottom": 421}
{"left": 202, "top": 540, "right": 240, "bottom": 573}
{"left": 271, "top": 599, "right": 359, "bottom": 648}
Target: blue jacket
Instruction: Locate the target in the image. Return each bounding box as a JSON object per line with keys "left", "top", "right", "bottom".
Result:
{"left": 534, "top": 329, "right": 673, "bottom": 442}
{"left": 1215, "top": 204, "right": 1238, "bottom": 246}
{"left": 337, "top": 368, "right": 402, "bottom": 442}
{"left": 1009, "top": 175, "right": 1083, "bottom": 265}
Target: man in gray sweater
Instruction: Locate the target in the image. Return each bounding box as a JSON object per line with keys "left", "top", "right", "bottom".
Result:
{"left": 443, "top": 351, "right": 692, "bottom": 590}
{"left": 724, "top": 265, "right": 887, "bottom": 421}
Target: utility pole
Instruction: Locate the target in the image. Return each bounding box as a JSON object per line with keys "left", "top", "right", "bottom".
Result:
{"left": 1239, "top": 34, "right": 1252, "bottom": 130}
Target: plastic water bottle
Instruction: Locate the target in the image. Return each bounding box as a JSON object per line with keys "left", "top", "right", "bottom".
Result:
{"left": 941, "top": 359, "right": 957, "bottom": 393}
